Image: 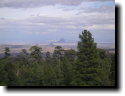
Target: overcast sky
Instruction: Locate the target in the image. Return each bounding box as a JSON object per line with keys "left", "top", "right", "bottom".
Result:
{"left": 0, "top": 0, "right": 115, "bottom": 44}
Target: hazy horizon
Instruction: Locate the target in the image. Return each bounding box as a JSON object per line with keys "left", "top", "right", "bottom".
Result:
{"left": 0, "top": 41, "right": 115, "bottom": 45}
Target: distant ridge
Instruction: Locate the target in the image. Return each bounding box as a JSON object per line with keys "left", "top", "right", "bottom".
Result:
{"left": 56, "top": 38, "right": 65, "bottom": 43}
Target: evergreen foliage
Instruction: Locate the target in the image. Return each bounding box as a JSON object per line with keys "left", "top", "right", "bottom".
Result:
{"left": 72, "top": 30, "right": 113, "bottom": 86}
{"left": 4, "top": 47, "right": 11, "bottom": 58}
{"left": 0, "top": 30, "right": 115, "bottom": 86}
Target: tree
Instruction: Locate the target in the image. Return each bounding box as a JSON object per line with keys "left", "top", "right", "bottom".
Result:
{"left": 53, "top": 46, "right": 65, "bottom": 67}
{"left": 60, "top": 49, "right": 76, "bottom": 85}
{"left": 52, "top": 46, "right": 65, "bottom": 85}
{"left": 64, "top": 49, "right": 76, "bottom": 61}
{"left": 46, "top": 52, "right": 51, "bottom": 58}
{"left": 0, "top": 59, "right": 8, "bottom": 85}
{"left": 21, "top": 49, "right": 29, "bottom": 55}
{"left": 18, "top": 49, "right": 29, "bottom": 66}
{"left": 3, "top": 58, "right": 18, "bottom": 86}
{"left": 45, "top": 51, "right": 51, "bottom": 63}
{"left": 61, "top": 57, "right": 74, "bottom": 85}
{"left": 97, "top": 49, "right": 112, "bottom": 86}
{"left": 30, "top": 45, "right": 42, "bottom": 63}
{"left": 72, "top": 30, "right": 105, "bottom": 86}
{"left": 109, "top": 53, "right": 115, "bottom": 86}
{"left": 53, "top": 46, "right": 64, "bottom": 59}
{"left": 42, "top": 64, "right": 57, "bottom": 86}
{"left": 4, "top": 47, "right": 11, "bottom": 58}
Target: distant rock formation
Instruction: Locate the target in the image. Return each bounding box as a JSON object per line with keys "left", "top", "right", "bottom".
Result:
{"left": 49, "top": 42, "right": 54, "bottom": 47}
{"left": 56, "top": 38, "right": 65, "bottom": 43}
{"left": 49, "top": 38, "right": 66, "bottom": 46}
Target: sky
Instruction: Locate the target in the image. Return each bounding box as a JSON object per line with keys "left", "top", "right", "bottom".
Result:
{"left": 0, "top": 0, "right": 115, "bottom": 44}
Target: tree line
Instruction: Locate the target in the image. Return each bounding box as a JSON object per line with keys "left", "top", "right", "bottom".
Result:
{"left": 0, "top": 30, "right": 115, "bottom": 86}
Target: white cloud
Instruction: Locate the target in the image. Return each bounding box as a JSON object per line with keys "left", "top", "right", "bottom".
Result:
{"left": 0, "top": 0, "right": 114, "bottom": 8}
{"left": 0, "top": 0, "right": 115, "bottom": 43}
{"left": 0, "top": 0, "right": 83, "bottom": 8}
{"left": 27, "top": 31, "right": 49, "bottom": 35}
{"left": 83, "top": 24, "right": 115, "bottom": 30}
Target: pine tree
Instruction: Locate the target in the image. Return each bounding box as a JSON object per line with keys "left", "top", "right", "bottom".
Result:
{"left": 53, "top": 46, "right": 64, "bottom": 59}
{"left": 4, "top": 58, "right": 18, "bottom": 86}
{"left": 30, "top": 45, "right": 42, "bottom": 63}
{"left": 52, "top": 46, "right": 65, "bottom": 85}
{"left": 4, "top": 47, "right": 11, "bottom": 58}
{"left": 45, "top": 51, "right": 51, "bottom": 63}
{"left": 64, "top": 49, "right": 76, "bottom": 61}
{"left": 72, "top": 30, "right": 103, "bottom": 86}
{"left": 97, "top": 49, "right": 112, "bottom": 86}
{"left": 109, "top": 53, "right": 115, "bottom": 86}
{"left": 53, "top": 46, "right": 64, "bottom": 67}
{"left": 18, "top": 49, "right": 29, "bottom": 66}
{"left": 61, "top": 57, "right": 73, "bottom": 86}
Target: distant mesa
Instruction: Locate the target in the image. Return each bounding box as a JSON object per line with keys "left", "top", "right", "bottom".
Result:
{"left": 49, "top": 38, "right": 66, "bottom": 46}
{"left": 49, "top": 42, "right": 54, "bottom": 46}
{"left": 56, "top": 38, "right": 66, "bottom": 43}
{"left": 49, "top": 38, "right": 66, "bottom": 44}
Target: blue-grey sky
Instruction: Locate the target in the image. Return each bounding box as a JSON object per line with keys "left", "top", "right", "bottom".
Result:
{"left": 0, "top": 0, "right": 115, "bottom": 44}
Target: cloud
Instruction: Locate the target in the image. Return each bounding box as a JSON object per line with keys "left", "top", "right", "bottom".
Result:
{"left": 0, "top": 15, "right": 115, "bottom": 43}
{"left": 0, "top": 0, "right": 115, "bottom": 43}
{"left": 76, "top": 6, "right": 115, "bottom": 15}
{"left": 0, "top": 0, "right": 114, "bottom": 8}
{"left": 83, "top": 24, "right": 115, "bottom": 30}
{"left": 0, "top": 11, "right": 115, "bottom": 33}
{"left": 85, "top": 0, "right": 114, "bottom": 1}
{"left": 0, "top": 0, "right": 83, "bottom": 8}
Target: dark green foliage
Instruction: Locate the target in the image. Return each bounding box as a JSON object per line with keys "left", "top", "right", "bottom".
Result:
{"left": 17, "top": 49, "right": 30, "bottom": 66}
{"left": 64, "top": 49, "right": 76, "bottom": 61}
{"left": 72, "top": 30, "right": 100, "bottom": 86}
{"left": 72, "top": 30, "right": 112, "bottom": 86}
{"left": 53, "top": 46, "right": 64, "bottom": 59}
{"left": 45, "top": 52, "right": 52, "bottom": 63}
{"left": 97, "top": 48, "right": 112, "bottom": 85}
{"left": 4, "top": 47, "right": 11, "bottom": 58}
{"left": 0, "top": 30, "right": 115, "bottom": 86}
{"left": 0, "top": 58, "right": 17, "bottom": 86}
{"left": 109, "top": 53, "right": 115, "bottom": 86}
{"left": 0, "top": 59, "right": 8, "bottom": 85}
{"left": 30, "top": 45, "right": 42, "bottom": 60}
{"left": 61, "top": 57, "right": 73, "bottom": 85}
